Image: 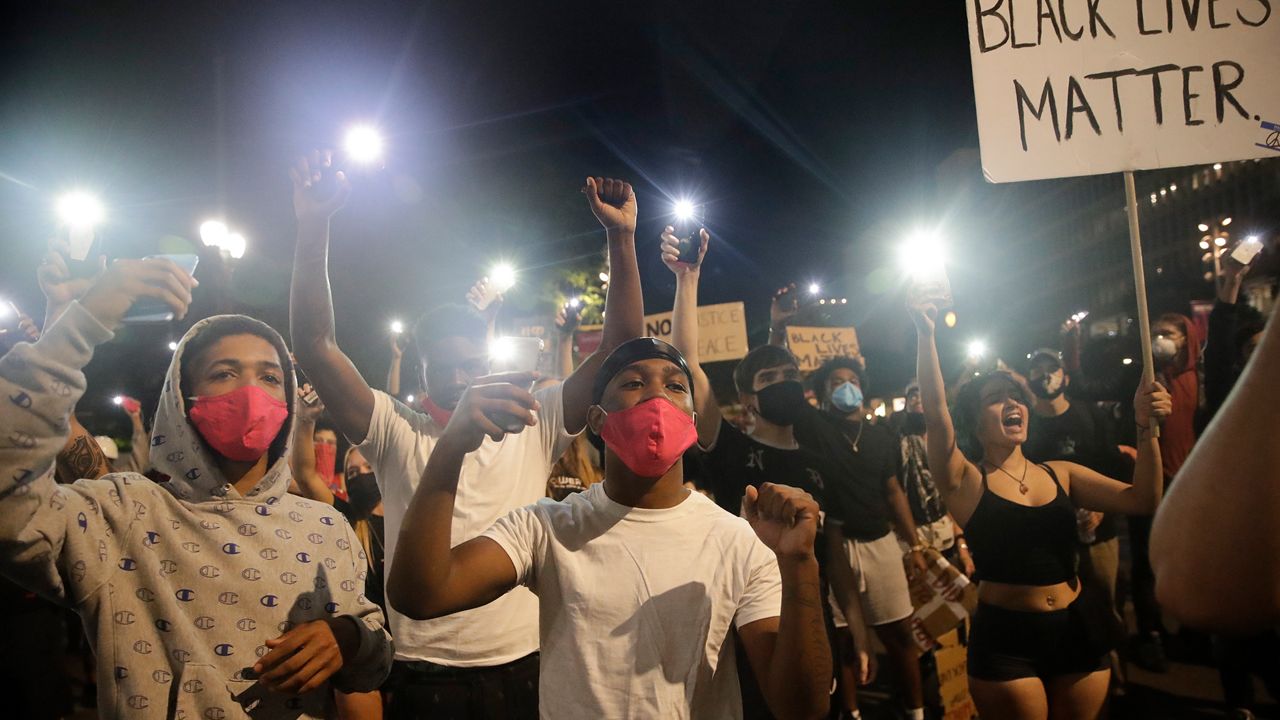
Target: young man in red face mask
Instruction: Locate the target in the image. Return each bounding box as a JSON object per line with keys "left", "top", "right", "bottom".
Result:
{"left": 0, "top": 259, "right": 392, "bottom": 719}
{"left": 389, "top": 338, "right": 832, "bottom": 719}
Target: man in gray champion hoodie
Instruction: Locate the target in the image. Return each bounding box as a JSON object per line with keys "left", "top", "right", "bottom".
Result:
{"left": 0, "top": 258, "right": 392, "bottom": 719}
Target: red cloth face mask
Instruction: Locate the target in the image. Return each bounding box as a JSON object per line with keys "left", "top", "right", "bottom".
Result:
{"left": 188, "top": 385, "right": 289, "bottom": 462}
{"left": 598, "top": 397, "right": 698, "bottom": 477}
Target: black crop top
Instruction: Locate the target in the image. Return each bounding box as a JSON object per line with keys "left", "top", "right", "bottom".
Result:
{"left": 963, "top": 464, "right": 1078, "bottom": 586}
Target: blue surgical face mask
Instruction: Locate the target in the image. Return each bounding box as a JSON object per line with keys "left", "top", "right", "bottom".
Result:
{"left": 829, "top": 381, "right": 863, "bottom": 413}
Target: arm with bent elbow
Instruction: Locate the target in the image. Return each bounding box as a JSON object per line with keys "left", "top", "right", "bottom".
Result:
{"left": 386, "top": 377, "right": 536, "bottom": 619}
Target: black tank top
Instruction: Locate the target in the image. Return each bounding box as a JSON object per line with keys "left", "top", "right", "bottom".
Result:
{"left": 964, "top": 463, "right": 1078, "bottom": 585}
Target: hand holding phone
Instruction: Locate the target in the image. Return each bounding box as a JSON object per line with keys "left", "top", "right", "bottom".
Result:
{"left": 488, "top": 337, "right": 544, "bottom": 432}
{"left": 121, "top": 254, "right": 199, "bottom": 323}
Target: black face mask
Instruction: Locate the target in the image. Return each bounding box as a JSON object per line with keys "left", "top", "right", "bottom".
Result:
{"left": 904, "top": 412, "right": 926, "bottom": 435}
{"left": 1029, "top": 370, "right": 1066, "bottom": 400}
{"left": 754, "top": 380, "right": 808, "bottom": 427}
{"left": 346, "top": 472, "right": 381, "bottom": 518}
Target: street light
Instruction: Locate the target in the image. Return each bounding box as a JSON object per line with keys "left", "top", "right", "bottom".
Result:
{"left": 199, "top": 220, "right": 229, "bottom": 246}
{"left": 808, "top": 282, "right": 821, "bottom": 296}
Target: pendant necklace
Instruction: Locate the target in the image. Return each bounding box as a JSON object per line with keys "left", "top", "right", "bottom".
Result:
{"left": 987, "top": 458, "right": 1030, "bottom": 495}
{"left": 847, "top": 420, "right": 865, "bottom": 453}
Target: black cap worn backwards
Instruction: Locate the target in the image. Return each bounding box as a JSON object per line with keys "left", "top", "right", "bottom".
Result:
{"left": 591, "top": 337, "right": 694, "bottom": 405}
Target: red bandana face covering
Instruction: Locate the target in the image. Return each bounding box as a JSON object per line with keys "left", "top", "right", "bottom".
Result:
{"left": 598, "top": 397, "right": 698, "bottom": 478}
{"left": 188, "top": 385, "right": 289, "bottom": 463}
{"left": 313, "top": 442, "right": 338, "bottom": 483}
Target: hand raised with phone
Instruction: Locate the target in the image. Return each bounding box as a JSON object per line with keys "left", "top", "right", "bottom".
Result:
{"left": 439, "top": 372, "right": 541, "bottom": 454}
{"left": 78, "top": 258, "right": 198, "bottom": 332}
{"left": 582, "top": 177, "right": 637, "bottom": 234}
{"left": 660, "top": 226, "right": 709, "bottom": 275}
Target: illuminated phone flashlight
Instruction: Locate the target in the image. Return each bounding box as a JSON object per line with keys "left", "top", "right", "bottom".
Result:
{"left": 567, "top": 296, "right": 582, "bottom": 309}
{"left": 807, "top": 282, "right": 821, "bottom": 296}
{"left": 56, "top": 191, "right": 105, "bottom": 229}
{"left": 390, "top": 319, "right": 405, "bottom": 335}
{"left": 490, "top": 262, "right": 517, "bottom": 293}
{"left": 673, "top": 199, "right": 696, "bottom": 222}
{"left": 344, "top": 125, "right": 385, "bottom": 165}
{"left": 112, "top": 395, "right": 125, "bottom": 406}
{"left": 897, "top": 230, "right": 947, "bottom": 279}
{"left": 0, "top": 301, "right": 12, "bottom": 320}
{"left": 167, "top": 341, "right": 179, "bottom": 352}
{"left": 966, "top": 339, "right": 988, "bottom": 362}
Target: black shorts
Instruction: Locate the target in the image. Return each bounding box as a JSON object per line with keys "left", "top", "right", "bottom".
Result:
{"left": 968, "top": 603, "right": 1107, "bottom": 681}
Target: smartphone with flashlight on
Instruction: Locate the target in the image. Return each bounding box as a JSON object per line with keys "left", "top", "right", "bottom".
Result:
{"left": 488, "top": 336, "right": 544, "bottom": 432}
{"left": 1231, "top": 236, "right": 1264, "bottom": 266}
{"left": 121, "top": 254, "right": 200, "bottom": 323}
{"left": 906, "top": 269, "right": 954, "bottom": 310}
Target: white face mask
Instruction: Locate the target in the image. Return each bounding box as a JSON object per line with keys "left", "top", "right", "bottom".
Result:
{"left": 1152, "top": 336, "right": 1178, "bottom": 363}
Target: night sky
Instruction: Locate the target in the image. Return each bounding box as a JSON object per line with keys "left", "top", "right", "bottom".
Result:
{"left": 0, "top": 1, "right": 987, "bottom": 425}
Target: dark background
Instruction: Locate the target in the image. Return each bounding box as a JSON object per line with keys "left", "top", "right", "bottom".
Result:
{"left": 0, "top": 0, "right": 1089, "bottom": 430}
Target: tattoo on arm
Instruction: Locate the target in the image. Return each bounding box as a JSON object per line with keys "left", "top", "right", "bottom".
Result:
{"left": 57, "top": 433, "right": 111, "bottom": 484}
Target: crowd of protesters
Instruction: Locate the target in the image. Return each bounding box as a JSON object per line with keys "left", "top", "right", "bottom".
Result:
{"left": 0, "top": 154, "right": 1276, "bottom": 720}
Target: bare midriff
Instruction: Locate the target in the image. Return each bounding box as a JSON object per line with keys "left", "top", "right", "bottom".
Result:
{"left": 978, "top": 578, "right": 1079, "bottom": 612}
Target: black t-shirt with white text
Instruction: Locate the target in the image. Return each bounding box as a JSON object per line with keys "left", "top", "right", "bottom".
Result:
{"left": 702, "top": 419, "right": 832, "bottom": 517}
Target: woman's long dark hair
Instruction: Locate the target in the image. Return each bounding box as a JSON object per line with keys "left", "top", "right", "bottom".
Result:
{"left": 950, "top": 372, "right": 1032, "bottom": 462}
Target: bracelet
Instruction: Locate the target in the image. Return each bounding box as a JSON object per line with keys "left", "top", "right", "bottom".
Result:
{"left": 905, "top": 543, "right": 927, "bottom": 555}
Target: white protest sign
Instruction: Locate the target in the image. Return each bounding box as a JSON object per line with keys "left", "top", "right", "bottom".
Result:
{"left": 966, "top": 0, "right": 1280, "bottom": 182}
{"left": 786, "top": 326, "right": 861, "bottom": 372}
{"left": 641, "top": 302, "right": 748, "bottom": 363}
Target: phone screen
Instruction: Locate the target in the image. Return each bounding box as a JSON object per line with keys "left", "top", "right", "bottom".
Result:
{"left": 121, "top": 254, "right": 200, "bottom": 323}
{"left": 1231, "top": 238, "right": 1263, "bottom": 266}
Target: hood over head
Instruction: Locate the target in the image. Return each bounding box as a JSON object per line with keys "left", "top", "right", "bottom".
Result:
{"left": 149, "top": 315, "right": 296, "bottom": 503}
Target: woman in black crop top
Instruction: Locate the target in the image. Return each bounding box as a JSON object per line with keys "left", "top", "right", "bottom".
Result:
{"left": 910, "top": 299, "right": 1171, "bottom": 719}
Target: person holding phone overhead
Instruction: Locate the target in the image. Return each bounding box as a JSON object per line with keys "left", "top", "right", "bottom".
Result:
{"left": 289, "top": 149, "right": 645, "bottom": 719}
{"left": 0, "top": 257, "right": 393, "bottom": 719}
{"left": 909, "top": 291, "right": 1170, "bottom": 720}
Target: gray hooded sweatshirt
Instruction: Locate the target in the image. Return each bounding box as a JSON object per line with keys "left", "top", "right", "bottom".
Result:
{"left": 0, "top": 302, "right": 392, "bottom": 719}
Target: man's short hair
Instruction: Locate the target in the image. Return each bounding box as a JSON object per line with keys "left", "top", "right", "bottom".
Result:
{"left": 732, "top": 345, "right": 798, "bottom": 395}
{"left": 412, "top": 303, "right": 488, "bottom": 359}
{"left": 809, "top": 356, "right": 865, "bottom": 400}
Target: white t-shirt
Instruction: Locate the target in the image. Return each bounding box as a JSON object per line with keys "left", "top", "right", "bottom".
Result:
{"left": 359, "top": 383, "right": 575, "bottom": 665}
{"left": 482, "top": 482, "right": 783, "bottom": 719}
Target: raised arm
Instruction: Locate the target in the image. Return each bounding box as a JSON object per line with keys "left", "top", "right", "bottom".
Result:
{"left": 287, "top": 153, "right": 377, "bottom": 445}
{"left": 290, "top": 385, "right": 335, "bottom": 506}
{"left": 661, "top": 226, "right": 719, "bottom": 446}
{"left": 387, "top": 372, "right": 539, "bottom": 620}
{"left": 553, "top": 303, "right": 581, "bottom": 378}
{"left": 385, "top": 332, "right": 403, "bottom": 397}
{"left": 768, "top": 284, "right": 799, "bottom": 347}
{"left": 560, "top": 177, "right": 644, "bottom": 433}
{"left": 910, "top": 302, "right": 984, "bottom": 524}
{"left": 1059, "top": 379, "right": 1168, "bottom": 515}
{"left": 0, "top": 259, "right": 194, "bottom": 605}
{"left": 1151, "top": 310, "right": 1280, "bottom": 631}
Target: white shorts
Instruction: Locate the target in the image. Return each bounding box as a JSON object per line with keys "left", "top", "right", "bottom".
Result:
{"left": 828, "top": 531, "right": 914, "bottom": 628}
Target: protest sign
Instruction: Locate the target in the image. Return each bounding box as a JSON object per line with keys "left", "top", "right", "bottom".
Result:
{"left": 576, "top": 301, "right": 748, "bottom": 363}
{"left": 966, "top": 0, "right": 1280, "bottom": 182}
{"left": 785, "top": 326, "right": 860, "bottom": 372}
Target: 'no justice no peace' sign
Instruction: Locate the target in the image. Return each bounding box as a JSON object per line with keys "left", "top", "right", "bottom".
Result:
{"left": 965, "top": 0, "right": 1280, "bottom": 182}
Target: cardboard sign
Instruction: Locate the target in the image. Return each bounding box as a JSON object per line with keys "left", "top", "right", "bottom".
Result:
{"left": 575, "top": 301, "right": 749, "bottom": 364}
{"left": 936, "top": 628, "right": 978, "bottom": 720}
{"left": 965, "top": 0, "right": 1280, "bottom": 182}
{"left": 906, "top": 549, "right": 979, "bottom": 653}
{"left": 785, "top": 326, "right": 860, "bottom": 372}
